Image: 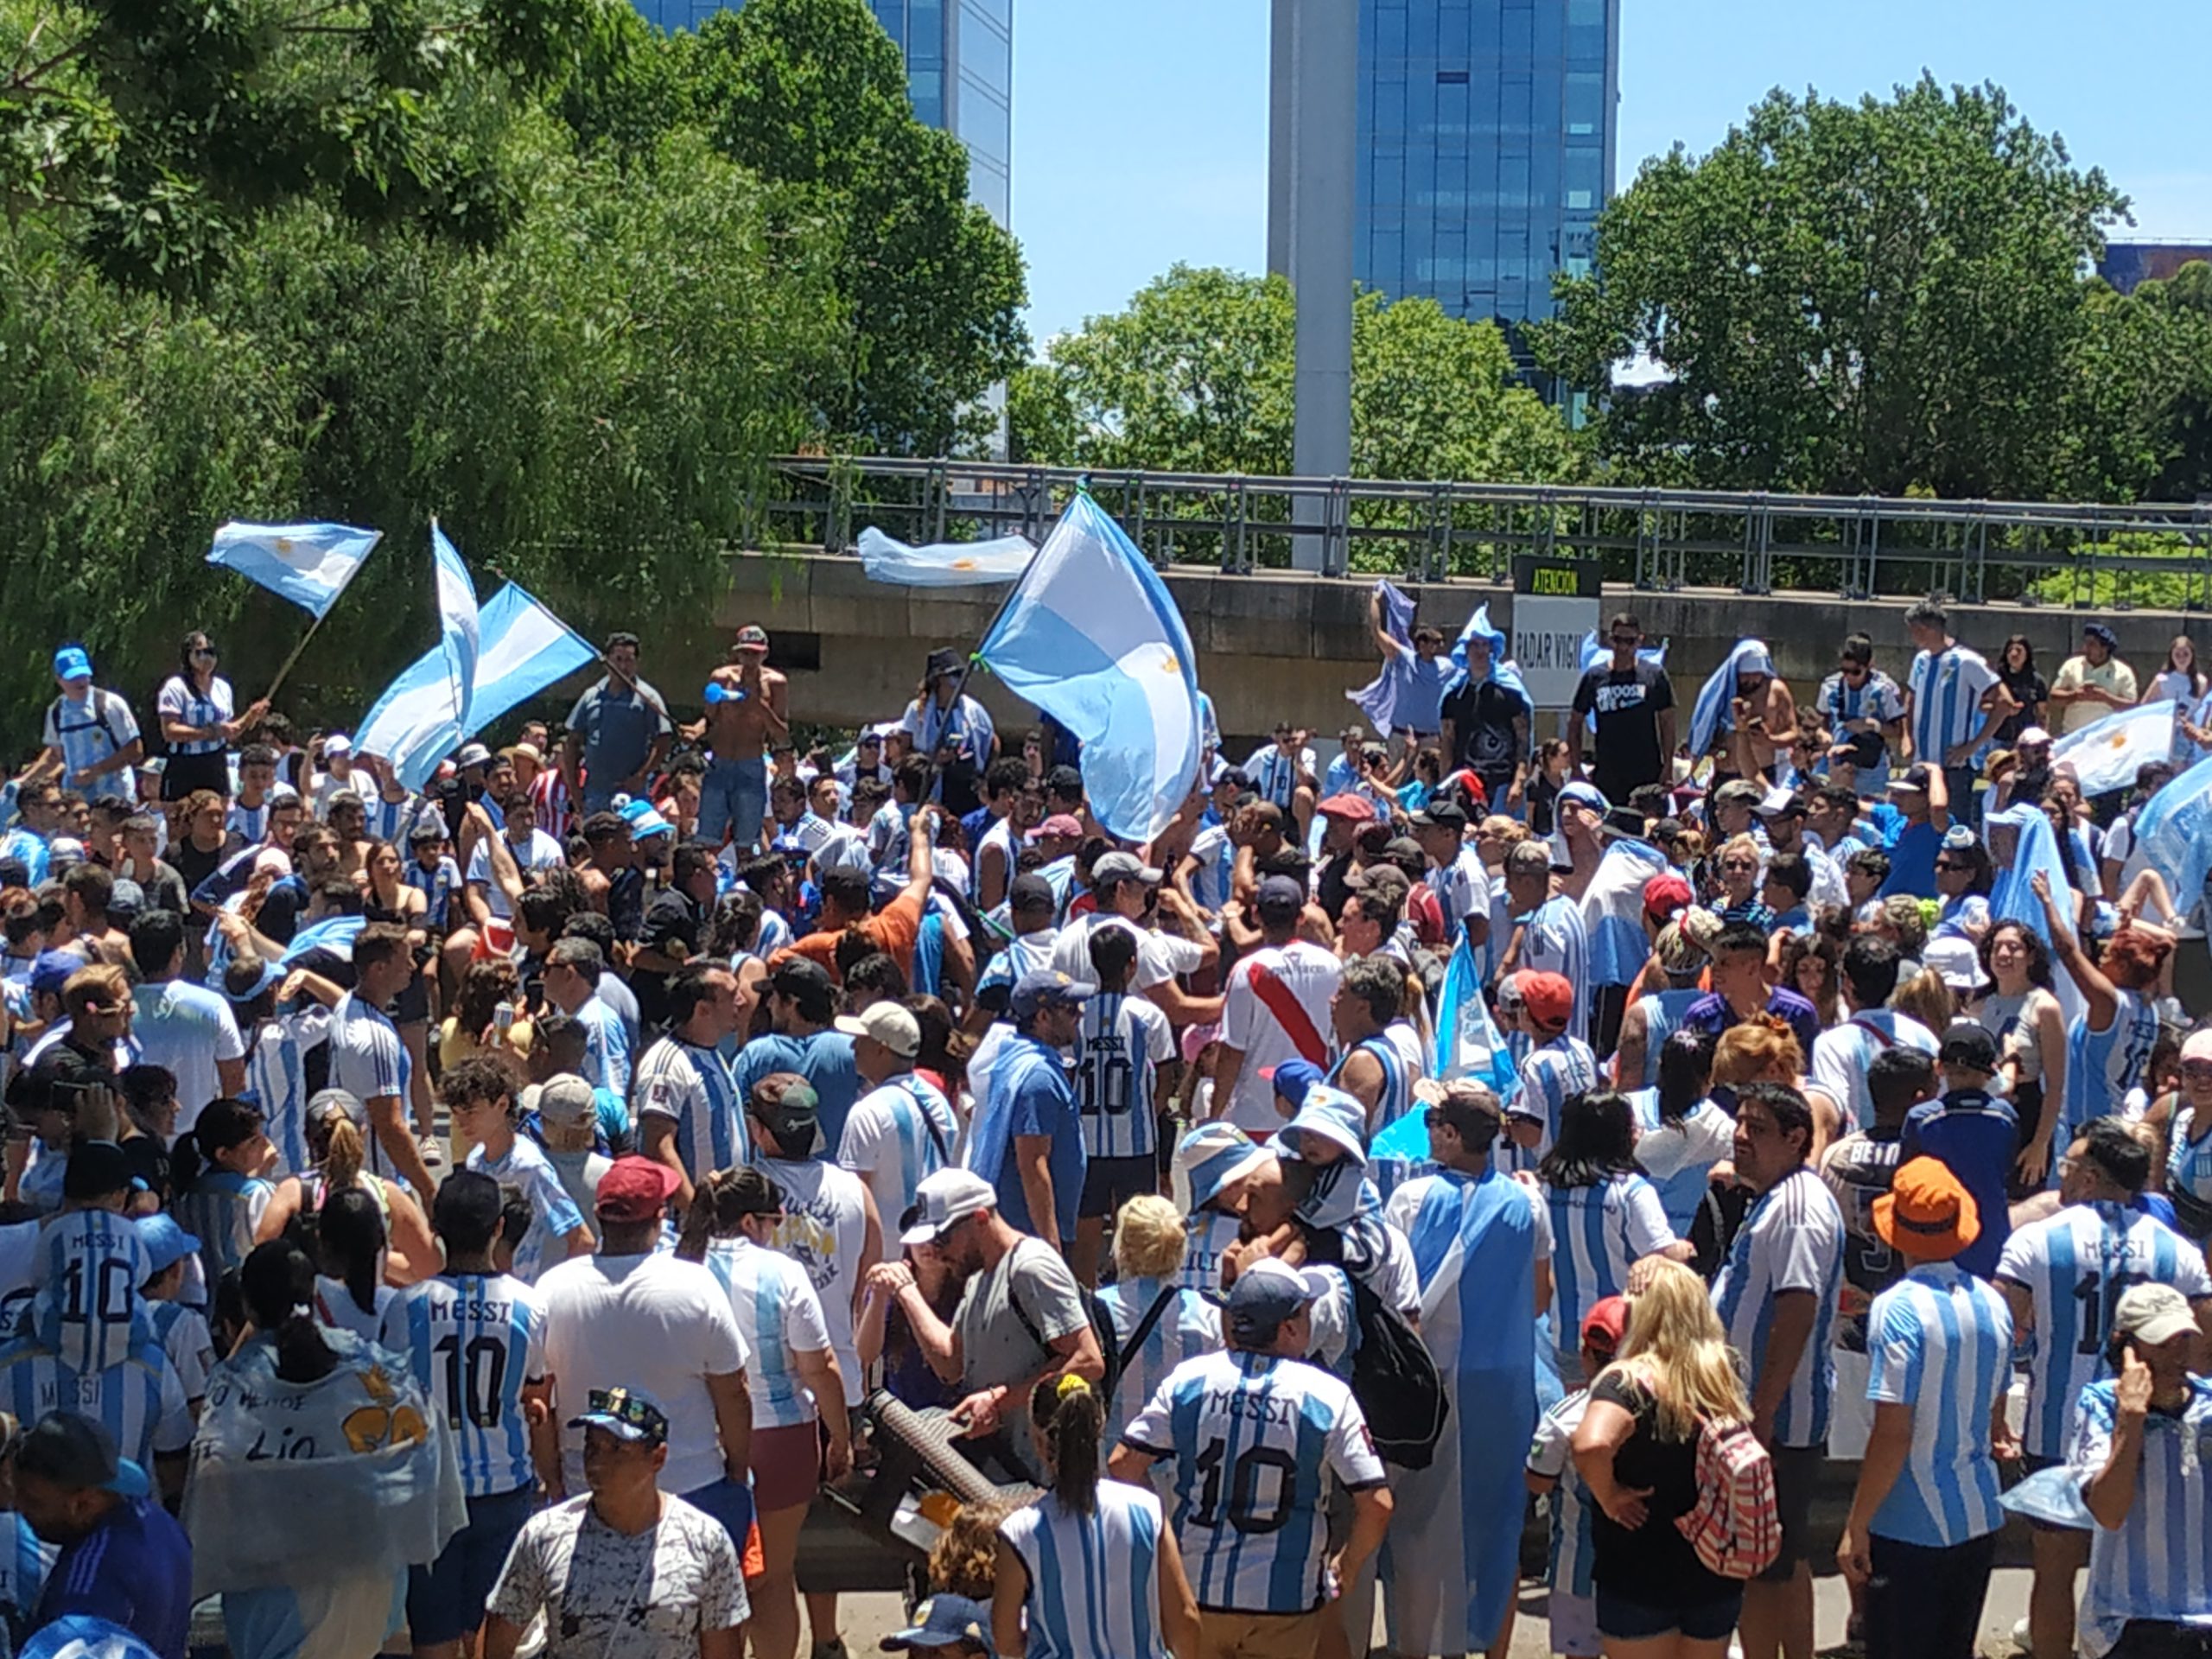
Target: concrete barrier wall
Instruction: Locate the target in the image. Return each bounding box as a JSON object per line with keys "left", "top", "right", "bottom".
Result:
{"left": 704, "top": 550, "right": 2204, "bottom": 747}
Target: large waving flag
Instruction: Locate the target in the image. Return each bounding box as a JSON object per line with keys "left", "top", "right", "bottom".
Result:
{"left": 1432, "top": 934, "right": 1520, "bottom": 1102}
{"left": 207, "top": 521, "right": 382, "bottom": 619}
{"left": 1346, "top": 578, "right": 1417, "bottom": 734}
{"left": 858, "top": 526, "right": 1035, "bottom": 587}
{"left": 1581, "top": 836, "right": 1671, "bottom": 988}
{"left": 359, "top": 581, "right": 594, "bottom": 791}
{"left": 2050, "top": 702, "right": 2176, "bottom": 798}
{"left": 357, "top": 525, "right": 481, "bottom": 790}
{"left": 432, "top": 523, "right": 480, "bottom": 722}
{"left": 975, "top": 492, "right": 1203, "bottom": 842}
{"left": 2133, "top": 748, "right": 2212, "bottom": 919}
{"left": 1688, "top": 638, "right": 1773, "bottom": 761}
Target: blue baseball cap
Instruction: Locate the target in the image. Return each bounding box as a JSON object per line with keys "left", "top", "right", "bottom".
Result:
{"left": 50, "top": 647, "right": 90, "bottom": 683}
{"left": 29, "top": 950, "right": 82, "bottom": 997}
{"left": 134, "top": 1213, "right": 201, "bottom": 1275}
{"left": 1261, "top": 1058, "right": 1326, "bottom": 1110}
{"left": 1009, "top": 969, "right": 1092, "bottom": 1020}
{"left": 1215, "top": 1258, "right": 1332, "bottom": 1345}
{"left": 883, "top": 1593, "right": 996, "bottom": 1653}
{"left": 1174, "top": 1122, "right": 1270, "bottom": 1214}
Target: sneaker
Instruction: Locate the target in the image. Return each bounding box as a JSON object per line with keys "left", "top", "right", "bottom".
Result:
{"left": 419, "top": 1134, "right": 445, "bottom": 1166}
{"left": 809, "top": 1643, "right": 847, "bottom": 1659}
{"left": 2011, "top": 1617, "right": 2032, "bottom": 1655}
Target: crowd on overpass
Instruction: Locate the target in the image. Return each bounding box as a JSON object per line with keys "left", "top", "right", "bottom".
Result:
{"left": 1, "top": 588, "right": 2211, "bottom": 1659}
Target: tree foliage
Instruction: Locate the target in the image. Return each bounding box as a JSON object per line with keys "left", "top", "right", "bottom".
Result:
{"left": 1012, "top": 264, "right": 1578, "bottom": 485}
{"left": 1535, "top": 77, "right": 2129, "bottom": 499}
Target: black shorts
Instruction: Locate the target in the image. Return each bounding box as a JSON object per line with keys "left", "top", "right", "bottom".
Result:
{"left": 1079, "top": 1153, "right": 1158, "bottom": 1221}
{"left": 1596, "top": 1586, "right": 1744, "bottom": 1642}
{"left": 161, "top": 750, "right": 230, "bottom": 801}
{"left": 1762, "top": 1442, "right": 1825, "bottom": 1580}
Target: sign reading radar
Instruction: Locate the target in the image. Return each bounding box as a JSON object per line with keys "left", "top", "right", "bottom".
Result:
{"left": 1510, "top": 556, "right": 1601, "bottom": 709}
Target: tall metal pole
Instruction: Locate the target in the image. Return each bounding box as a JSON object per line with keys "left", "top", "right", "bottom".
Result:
{"left": 1273, "top": 0, "right": 1357, "bottom": 575}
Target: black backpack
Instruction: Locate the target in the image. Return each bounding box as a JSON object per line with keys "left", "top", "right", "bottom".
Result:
{"left": 1007, "top": 1241, "right": 1126, "bottom": 1404}
{"left": 1346, "top": 1273, "right": 1449, "bottom": 1470}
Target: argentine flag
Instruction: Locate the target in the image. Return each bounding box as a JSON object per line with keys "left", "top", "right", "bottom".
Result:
{"left": 976, "top": 492, "right": 1203, "bottom": 843}
{"left": 1688, "top": 637, "right": 1773, "bottom": 761}
{"left": 1441, "top": 601, "right": 1532, "bottom": 710}
{"left": 858, "top": 526, "right": 1035, "bottom": 587}
{"left": 2050, "top": 702, "right": 2175, "bottom": 798}
{"left": 207, "top": 521, "right": 382, "bottom": 619}
{"left": 2133, "top": 747, "right": 2212, "bottom": 916}
{"left": 355, "top": 524, "right": 482, "bottom": 791}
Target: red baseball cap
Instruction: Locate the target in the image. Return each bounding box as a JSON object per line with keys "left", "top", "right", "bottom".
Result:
{"left": 1317, "top": 793, "right": 1376, "bottom": 823}
{"left": 1582, "top": 1294, "right": 1630, "bottom": 1354}
{"left": 1512, "top": 970, "right": 1576, "bottom": 1033}
{"left": 594, "top": 1155, "right": 683, "bottom": 1224}
{"left": 1642, "top": 871, "right": 1694, "bottom": 923}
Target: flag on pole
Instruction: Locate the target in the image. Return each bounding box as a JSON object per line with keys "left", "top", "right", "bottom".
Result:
{"left": 975, "top": 492, "right": 1203, "bottom": 843}
{"left": 358, "top": 578, "right": 594, "bottom": 791}
{"left": 1688, "top": 638, "right": 1774, "bottom": 761}
{"left": 355, "top": 525, "right": 482, "bottom": 791}
{"left": 857, "top": 526, "right": 1035, "bottom": 587}
{"left": 432, "top": 522, "right": 479, "bottom": 726}
{"left": 2050, "top": 702, "right": 2176, "bottom": 798}
{"left": 206, "top": 522, "right": 382, "bottom": 619}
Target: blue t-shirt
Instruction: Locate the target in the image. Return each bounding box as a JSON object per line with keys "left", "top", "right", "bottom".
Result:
{"left": 963, "top": 1032, "right": 1085, "bottom": 1243}
{"left": 1682, "top": 988, "right": 1821, "bottom": 1062}
{"left": 36, "top": 1497, "right": 193, "bottom": 1659}
{"left": 1901, "top": 1090, "right": 2019, "bottom": 1280}
{"left": 734, "top": 1030, "right": 861, "bottom": 1154}
{"left": 1882, "top": 819, "right": 1941, "bottom": 899}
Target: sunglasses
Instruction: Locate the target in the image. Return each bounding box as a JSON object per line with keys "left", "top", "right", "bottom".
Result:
{"left": 1933, "top": 860, "right": 1966, "bottom": 873}
{"left": 1839, "top": 662, "right": 1868, "bottom": 677}
{"left": 1720, "top": 858, "right": 1758, "bottom": 872}
{"left": 1609, "top": 633, "right": 1639, "bottom": 646}
{"left": 585, "top": 1388, "right": 666, "bottom": 1433}
{"left": 2183, "top": 1063, "right": 2212, "bottom": 1082}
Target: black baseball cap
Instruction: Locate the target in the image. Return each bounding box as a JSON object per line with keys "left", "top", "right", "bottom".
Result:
{"left": 1009, "top": 872, "right": 1056, "bottom": 914}
{"left": 16, "top": 1412, "right": 148, "bottom": 1497}
{"left": 62, "top": 1141, "right": 134, "bottom": 1203}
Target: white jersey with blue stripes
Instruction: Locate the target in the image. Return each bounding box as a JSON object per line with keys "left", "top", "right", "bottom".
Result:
{"left": 1545, "top": 1173, "right": 1675, "bottom": 1350}
{"left": 2168, "top": 1109, "right": 2212, "bottom": 1218}
{"left": 241, "top": 1010, "right": 323, "bottom": 1177}
{"left": 635, "top": 1036, "right": 747, "bottom": 1181}
{"left": 30, "top": 1211, "right": 156, "bottom": 1375}
{"left": 1000, "top": 1482, "right": 1171, "bottom": 1659}
{"left": 2070, "top": 1376, "right": 2212, "bottom": 1657}
{"left": 1076, "top": 991, "right": 1174, "bottom": 1161}
{"left": 1177, "top": 1210, "right": 1245, "bottom": 1295}
{"left": 467, "top": 1139, "right": 586, "bottom": 1286}
{"left": 1995, "top": 1200, "right": 2212, "bottom": 1459}
{"left": 175, "top": 1171, "right": 276, "bottom": 1289}
{"left": 1121, "top": 1350, "right": 1387, "bottom": 1616}
{"left": 1521, "top": 896, "right": 1589, "bottom": 1043}
{"left": 1866, "top": 1262, "right": 2012, "bottom": 1547}
{"left": 837, "top": 1074, "right": 957, "bottom": 1227}
{"left": 1329, "top": 1031, "right": 1422, "bottom": 1198}
{"left": 1907, "top": 644, "right": 1998, "bottom": 760}
{"left": 1713, "top": 1166, "right": 1844, "bottom": 1449}
{"left": 0, "top": 1329, "right": 190, "bottom": 1469}
{"left": 1098, "top": 1275, "right": 1222, "bottom": 1452}
{"left": 1526, "top": 1387, "right": 1596, "bottom": 1600}
{"left": 704, "top": 1236, "right": 831, "bottom": 1431}
{"left": 573, "top": 994, "right": 631, "bottom": 1097}
{"left": 379, "top": 1271, "right": 546, "bottom": 1499}
{"left": 2067, "top": 989, "right": 2159, "bottom": 1146}
{"left": 326, "top": 992, "right": 411, "bottom": 1186}
{"left": 149, "top": 1299, "right": 214, "bottom": 1404}
{"left": 1510, "top": 1036, "right": 1599, "bottom": 1176}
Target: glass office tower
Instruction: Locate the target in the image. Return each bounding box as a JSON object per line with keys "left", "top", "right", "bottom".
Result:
{"left": 1351, "top": 0, "right": 1618, "bottom": 346}
{"left": 628, "top": 0, "right": 1011, "bottom": 226}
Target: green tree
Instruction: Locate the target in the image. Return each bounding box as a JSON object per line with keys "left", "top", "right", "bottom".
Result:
{"left": 2063, "top": 263, "right": 2212, "bottom": 504}
{"left": 1352, "top": 289, "right": 1581, "bottom": 484}
{"left": 683, "top": 0, "right": 1027, "bottom": 454}
{"left": 1536, "top": 76, "right": 2128, "bottom": 499}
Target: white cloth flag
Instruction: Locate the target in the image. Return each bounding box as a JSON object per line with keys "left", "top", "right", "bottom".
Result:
{"left": 2050, "top": 702, "right": 2175, "bottom": 798}
{"left": 858, "top": 526, "right": 1034, "bottom": 587}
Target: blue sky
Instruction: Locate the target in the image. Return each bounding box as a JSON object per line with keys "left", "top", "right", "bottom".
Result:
{"left": 1008, "top": 0, "right": 2212, "bottom": 343}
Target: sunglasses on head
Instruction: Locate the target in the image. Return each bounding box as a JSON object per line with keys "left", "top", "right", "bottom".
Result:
{"left": 585, "top": 1388, "right": 664, "bottom": 1432}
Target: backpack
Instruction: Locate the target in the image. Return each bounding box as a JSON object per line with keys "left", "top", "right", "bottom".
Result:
{"left": 1005, "top": 1240, "right": 1125, "bottom": 1404}
{"left": 47, "top": 689, "right": 130, "bottom": 763}
{"left": 1345, "top": 1273, "right": 1449, "bottom": 1470}
{"left": 1675, "top": 1417, "right": 1781, "bottom": 1580}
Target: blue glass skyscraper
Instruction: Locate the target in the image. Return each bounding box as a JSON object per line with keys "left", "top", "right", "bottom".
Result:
{"left": 629, "top": 0, "right": 1011, "bottom": 227}
{"left": 1281, "top": 0, "right": 1618, "bottom": 349}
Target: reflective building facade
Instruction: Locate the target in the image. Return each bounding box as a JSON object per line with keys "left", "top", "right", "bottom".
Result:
{"left": 1349, "top": 0, "right": 1619, "bottom": 343}
{"left": 628, "top": 0, "right": 1011, "bottom": 226}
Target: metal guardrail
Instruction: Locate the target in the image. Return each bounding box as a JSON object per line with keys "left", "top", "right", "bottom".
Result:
{"left": 763, "top": 455, "right": 2212, "bottom": 608}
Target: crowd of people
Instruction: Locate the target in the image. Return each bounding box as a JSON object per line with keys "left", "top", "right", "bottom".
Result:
{"left": 0, "top": 596, "right": 2210, "bottom": 1659}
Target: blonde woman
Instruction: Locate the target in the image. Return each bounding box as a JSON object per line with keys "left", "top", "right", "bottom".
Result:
{"left": 1573, "top": 1259, "right": 1752, "bottom": 1659}
{"left": 1095, "top": 1197, "right": 1221, "bottom": 1457}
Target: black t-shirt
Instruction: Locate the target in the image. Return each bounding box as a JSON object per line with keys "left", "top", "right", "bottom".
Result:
{"left": 1587, "top": 1368, "right": 1737, "bottom": 1606}
{"left": 168, "top": 837, "right": 228, "bottom": 896}
{"left": 1994, "top": 667, "right": 2050, "bottom": 744}
{"left": 1571, "top": 661, "right": 1675, "bottom": 800}
{"left": 1439, "top": 678, "right": 1529, "bottom": 777}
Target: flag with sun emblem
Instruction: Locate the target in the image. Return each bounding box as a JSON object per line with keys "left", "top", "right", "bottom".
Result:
{"left": 206, "top": 520, "right": 383, "bottom": 618}
{"left": 2050, "top": 701, "right": 2175, "bottom": 797}
{"left": 857, "top": 525, "right": 1034, "bottom": 586}
{"left": 976, "top": 490, "right": 1203, "bottom": 842}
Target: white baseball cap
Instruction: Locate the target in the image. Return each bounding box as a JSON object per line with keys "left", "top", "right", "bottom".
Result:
{"left": 899, "top": 1169, "right": 998, "bottom": 1247}
{"left": 835, "top": 1001, "right": 921, "bottom": 1059}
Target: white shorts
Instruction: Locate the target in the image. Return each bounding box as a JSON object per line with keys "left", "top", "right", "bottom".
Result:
{"left": 1550, "top": 1589, "right": 1599, "bottom": 1658}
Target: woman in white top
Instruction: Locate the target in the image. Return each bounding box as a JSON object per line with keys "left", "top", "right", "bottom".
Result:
{"left": 995, "top": 1374, "right": 1200, "bottom": 1659}
{"left": 1972, "top": 920, "right": 2068, "bottom": 1192}
{"left": 1630, "top": 1029, "right": 1738, "bottom": 1237}
{"left": 2140, "top": 634, "right": 2207, "bottom": 706}
{"left": 1094, "top": 1197, "right": 1220, "bottom": 1473}
{"left": 158, "top": 629, "right": 265, "bottom": 802}
{"left": 314, "top": 1184, "right": 397, "bottom": 1341}
{"left": 679, "top": 1166, "right": 853, "bottom": 1659}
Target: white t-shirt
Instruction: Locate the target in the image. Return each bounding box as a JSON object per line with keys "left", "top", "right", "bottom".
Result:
{"left": 130, "top": 977, "right": 245, "bottom": 1135}
{"left": 837, "top": 1075, "right": 957, "bottom": 1226}
{"left": 1050, "top": 913, "right": 1206, "bottom": 993}
{"left": 1219, "top": 941, "right": 1343, "bottom": 1133}
{"left": 705, "top": 1236, "right": 833, "bottom": 1430}
{"left": 466, "top": 830, "right": 567, "bottom": 919}
{"left": 536, "top": 1252, "right": 751, "bottom": 1495}
{"left": 757, "top": 1159, "right": 872, "bottom": 1408}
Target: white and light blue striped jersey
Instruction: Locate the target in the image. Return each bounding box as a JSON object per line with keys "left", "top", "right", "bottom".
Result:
{"left": 1527, "top": 1387, "right": 1596, "bottom": 1600}
{"left": 1328, "top": 1033, "right": 1419, "bottom": 1198}
{"left": 977, "top": 930, "right": 1060, "bottom": 1006}
{"left": 362, "top": 791, "right": 435, "bottom": 848}
{"left": 1816, "top": 669, "right": 1907, "bottom": 753}
{"left": 1177, "top": 1209, "right": 1245, "bottom": 1295}
{"left": 404, "top": 854, "right": 461, "bottom": 932}
{"left": 1427, "top": 849, "right": 1487, "bottom": 940}
{"left": 0, "top": 1329, "right": 190, "bottom": 1468}
{"left": 1907, "top": 645, "right": 1998, "bottom": 760}
{"left": 2069, "top": 1375, "right": 2212, "bottom": 1657}
{"left": 1075, "top": 992, "right": 1174, "bottom": 1161}
{"left": 2173, "top": 1113, "right": 2212, "bottom": 1223}
{"left": 573, "top": 993, "right": 631, "bottom": 1097}
{"left": 1626, "top": 989, "right": 1702, "bottom": 1090}
{"left": 240, "top": 1010, "right": 321, "bottom": 1177}
{"left": 147, "top": 1299, "right": 214, "bottom": 1403}
{"left": 156, "top": 674, "right": 232, "bottom": 758}
{"left": 1000, "top": 1482, "right": 1171, "bottom": 1659}
{"left": 1098, "top": 1276, "right": 1222, "bottom": 1452}
{"left": 225, "top": 797, "right": 271, "bottom": 846}
{"left": 1713, "top": 1166, "right": 1844, "bottom": 1449}
{"left": 467, "top": 1139, "right": 586, "bottom": 1286}
{"left": 1521, "top": 897, "right": 1589, "bottom": 1043}
{"left": 41, "top": 690, "right": 139, "bottom": 793}
{"left": 1121, "top": 1350, "right": 1387, "bottom": 1615}
{"left": 0, "top": 1511, "right": 52, "bottom": 1643}
{"left": 1995, "top": 1201, "right": 2212, "bottom": 1459}
{"left": 1186, "top": 825, "right": 1234, "bottom": 913}
{"left": 2068, "top": 990, "right": 2160, "bottom": 1147}
{"left": 704, "top": 1235, "right": 832, "bottom": 1430}
{"left": 378, "top": 1271, "right": 547, "bottom": 1499}
{"left": 1510, "top": 1035, "right": 1599, "bottom": 1176}
{"left": 836, "top": 1074, "right": 956, "bottom": 1226}
{"left": 29, "top": 1211, "right": 155, "bottom": 1375}
{"left": 1545, "top": 1173, "right": 1675, "bottom": 1348}
{"left": 635, "top": 1036, "right": 747, "bottom": 1180}
{"left": 175, "top": 1170, "right": 276, "bottom": 1290}
{"left": 1809, "top": 1013, "right": 1940, "bottom": 1134}
{"left": 325, "top": 992, "right": 410, "bottom": 1185}
{"left": 1865, "top": 1262, "right": 2012, "bottom": 1546}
